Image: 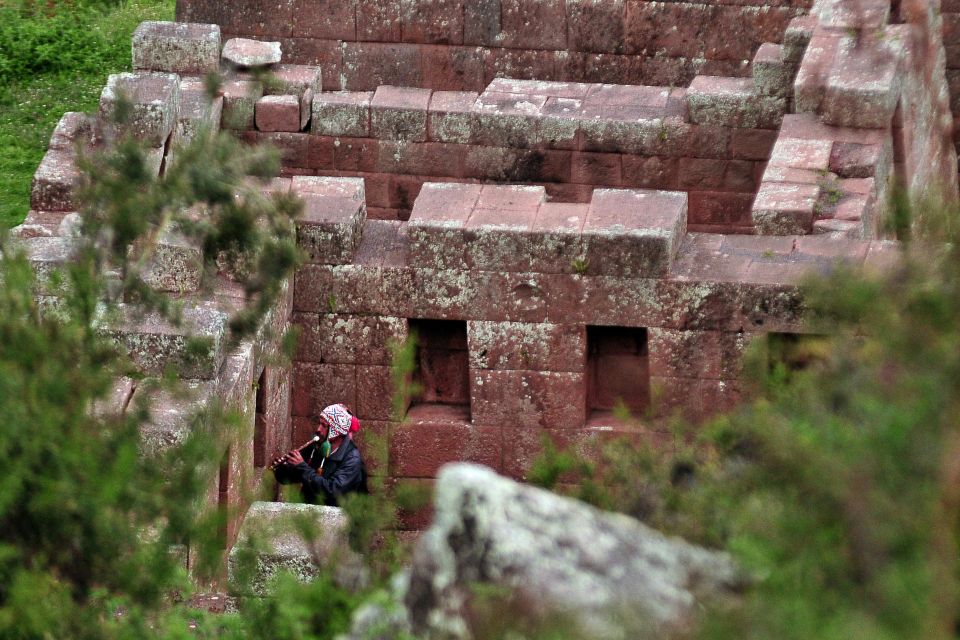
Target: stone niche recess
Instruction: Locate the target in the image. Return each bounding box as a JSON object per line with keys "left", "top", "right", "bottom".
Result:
{"left": 13, "top": 0, "right": 960, "bottom": 563}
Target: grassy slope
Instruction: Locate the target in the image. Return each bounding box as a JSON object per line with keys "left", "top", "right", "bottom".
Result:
{"left": 0, "top": 1, "right": 175, "bottom": 228}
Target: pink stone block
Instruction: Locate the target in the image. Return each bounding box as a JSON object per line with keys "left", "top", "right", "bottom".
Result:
{"left": 768, "top": 137, "right": 833, "bottom": 171}
{"left": 31, "top": 148, "right": 80, "bottom": 212}
{"left": 686, "top": 75, "right": 786, "bottom": 129}
{"left": 291, "top": 362, "right": 356, "bottom": 417}
{"left": 752, "top": 181, "right": 820, "bottom": 235}
{"left": 390, "top": 406, "right": 502, "bottom": 478}
{"left": 821, "top": 38, "right": 902, "bottom": 129}
{"left": 407, "top": 183, "right": 482, "bottom": 269}
{"left": 471, "top": 369, "right": 587, "bottom": 430}
{"left": 356, "top": 364, "right": 398, "bottom": 421}
{"left": 581, "top": 189, "right": 687, "bottom": 277}
{"left": 428, "top": 91, "right": 478, "bottom": 143}
{"left": 371, "top": 86, "right": 433, "bottom": 141}
{"left": 292, "top": 176, "right": 366, "bottom": 264}
{"left": 468, "top": 321, "right": 586, "bottom": 372}
{"left": 256, "top": 95, "right": 301, "bottom": 132}
{"left": 312, "top": 91, "right": 372, "bottom": 137}
{"left": 473, "top": 92, "right": 546, "bottom": 148}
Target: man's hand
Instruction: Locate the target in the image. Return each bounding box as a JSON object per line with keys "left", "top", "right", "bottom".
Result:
{"left": 287, "top": 450, "right": 305, "bottom": 466}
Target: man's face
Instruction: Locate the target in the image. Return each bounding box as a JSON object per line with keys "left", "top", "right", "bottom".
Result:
{"left": 315, "top": 421, "right": 329, "bottom": 439}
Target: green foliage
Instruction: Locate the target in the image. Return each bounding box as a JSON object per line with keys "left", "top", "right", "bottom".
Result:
{"left": 0, "top": 84, "right": 303, "bottom": 636}
{"left": 0, "top": 0, "right": 174, "bottom": 228}
{"left": 532, "top": 196, "right": 960, "bottom": 639}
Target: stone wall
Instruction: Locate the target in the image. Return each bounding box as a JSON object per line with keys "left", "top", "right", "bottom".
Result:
{"left": 15, "top": 0, "right": 960, "bottom": 548}
{"left": 247, "top": 75, "right": 784, "bottom": 233}
{"left": 940, "top": 0, "right": 960, "bottom": 188}
{"left": 176, "top": 0, "right": 812, "bottom": 90}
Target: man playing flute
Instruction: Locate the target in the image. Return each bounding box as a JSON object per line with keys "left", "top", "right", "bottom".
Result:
{"left": 273, "top": 403, "right": 368, "bottom": 505}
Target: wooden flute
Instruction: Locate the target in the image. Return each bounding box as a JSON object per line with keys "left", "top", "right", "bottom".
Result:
{"left": 268, "top": 435, "right": 321, "bottom": 470}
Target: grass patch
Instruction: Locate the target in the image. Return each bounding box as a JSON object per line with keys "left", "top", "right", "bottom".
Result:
{"left": 0, "top": 0, "right": 175, "bottom": 228}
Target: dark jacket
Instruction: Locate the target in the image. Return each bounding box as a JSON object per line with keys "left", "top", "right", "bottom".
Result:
{"left": 274, "top": 438, "right": 367, "bottom": 506}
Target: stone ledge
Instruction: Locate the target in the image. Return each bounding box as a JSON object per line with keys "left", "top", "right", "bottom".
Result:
{"left": 408, "top": 183, "right": 686, "bottom": 277}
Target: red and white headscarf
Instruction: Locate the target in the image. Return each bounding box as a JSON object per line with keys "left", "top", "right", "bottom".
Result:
{"left": 320, "top": 404, "right": 353, "bottom": 439}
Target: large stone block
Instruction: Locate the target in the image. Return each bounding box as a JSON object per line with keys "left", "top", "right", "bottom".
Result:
{"left": 427, "top": 91, "right": 478, "bottom": 143}
{"left": 256, "top": 94, "right": 302, "bottom": 132}
{"left": 752, "top": 181, "right": 820, "bottom": 235}
{"left": 407, "top": 182, "right": 481, "bottom": 269}
{"left": 175, "top": 79, "right": 223, "bottom": 147}
{"left": 312, "top": 91, "right": 372, "bottom": 137}
{"left": 132, "top": 21, "right": 221, "bottom": 74}
{"left": 385, "top": 464, "right": 741, "bottom": 640}
{"left": 105, "top": 303, "right": 228, "bottom": 379}
{"left": 468, "top": 321, "right": 586, "bottom": 372}
{"left": 291, "top": 361, "right": 357, "bottom": 417}
{"left": 49, "top": 112, "right": 94, "bottom": 151}
{"left": 137, "top": 381, "right": 216, "bottom": 456}
{"left": 686, "top": 75, "right": 786, "bottom": 130}
{"left": 221, "top": 79, "right": 264, "bottom": 131}
{"left": 99, "top": 72, "right": 180, "bottom": 146}
{"left": 581, "top": 189, "right": 687, "bottom": 277}
{"left": 293, "top": 177, "right": 366, "bottom": 264}
{"left": 31, "top": 148, "right": 81, "bottom": 212}
{"left": 296, "top": 314, "right": 408, "bottom": 365}
{"left": 471, "top": 369, "right": 587, "bottom": 429}
{"left": 141, "top": 229, "right": 203, "bottom": 293}
{"left": 820, "top": 34, "right": 903, "bottom": 129}
{"left": 222, "top": 37, "right": 282, "bottom": 67}
{"left": 400, "top": 0, "right": 465, "bottom": 45}
{"left": 370, "top": 86, "right": 432, "bottom": 142}
{"left": 22, "top": 236, "right": 73, "bottom": 295}
{"left": 390, "top": 406, "right": 502, "bottom": 478}
{"left": 227, "top": 502, "right": 361, "bottom": 596}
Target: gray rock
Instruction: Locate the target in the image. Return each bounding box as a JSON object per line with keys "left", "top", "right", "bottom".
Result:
{"left": 366, "top": 464, "right": 744, "bottom": 640}
{"left": 222, "top": 38, "right": 282, "bottom": 68}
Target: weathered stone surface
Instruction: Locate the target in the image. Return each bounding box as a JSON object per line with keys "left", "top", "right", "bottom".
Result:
{"left": 820, "top": 32, "right": 903, "bottom": 129}
{"left": 227, "top": 501, "right": 364, "bottom": 596}
{"left": 49, "top": 112, "right": 94, "bottom": 151}
{"left": 221, "top": 79, "right": 263, "bottom": 130}
{"left": 344, "top": 464, "right": 742, "bottom": 640}
{"left": 265, "top": 64, "right": 323, "bottom": 97}
{"left": 222, "top": 37, "right": 282, "bottom": 68}
{"left": 141, "top": 229, "right": 203, "bottom": 293}
{"left": 175, "top": 79, "right": 223, "bottom": 146}
{"left": 371, "top": 85, "right": 432, "bottom": 141}
{"left": 582, "top": 189, "right": 687, "bottom": 277}
{"left": 293, "top": 176, "right": 367, "bottom": 264}
{"left": 132, "top": 21, "right": 221, "bottom": 74}
{"left": 686, "top": 76, "right": 786, "bottom": 129}
{"left": 752, "top": 182, "right": 819, "bottom": 235}
{"left": 99, "top": 72, "right": 180, "bottom": 146}
{"left": 467, "top": 320, "right": 585, "bottom": 372}
{"left": 21, "top": 236, "right": 73, "bottom": 295}
{"left": 104, "top": 302, "right": 228, "bottom": 379}
{"left": 752, "top": 43, "right": 793, "bottom": 99}
{"left": 312, "top": 91, "right": 373, "bottom": 137}
{"left": 31, "top": 148, "right": 81, "bottom": 212}
{"left": 136, "top": 380, "right": 215, "bottom": 456}
{"left": 256, "top": 94, "right": 302, "bottom": 132}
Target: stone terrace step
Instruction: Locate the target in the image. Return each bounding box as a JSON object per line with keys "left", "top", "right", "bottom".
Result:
{"left": 408, "top": 183, "right": 686, "bottom": 277}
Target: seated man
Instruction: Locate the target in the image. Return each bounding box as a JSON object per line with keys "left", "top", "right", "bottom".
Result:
{"left": 273, "top": 404, "right": 367, "bottom": 505}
